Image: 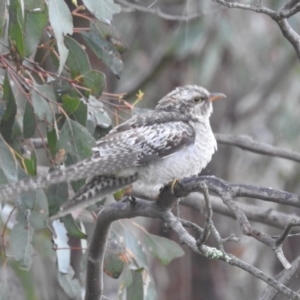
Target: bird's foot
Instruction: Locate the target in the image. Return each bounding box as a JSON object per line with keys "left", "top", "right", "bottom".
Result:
{"left": 170, "top": 178, "right": 180, "bottom": 194}
{"left": 122, "top": 195, "right": 137, "bottom": 205}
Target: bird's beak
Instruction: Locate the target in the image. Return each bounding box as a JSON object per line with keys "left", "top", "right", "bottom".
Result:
{"left": 208, "top": 93, "right": 226, "bottom": 102}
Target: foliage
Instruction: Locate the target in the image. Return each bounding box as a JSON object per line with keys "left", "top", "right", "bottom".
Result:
{"left": 0, "top": 1, "right": 182, "bottom": 299}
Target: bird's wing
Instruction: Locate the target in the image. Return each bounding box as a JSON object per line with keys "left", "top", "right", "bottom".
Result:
{"left": 88, "top": 121, "right": 195, "bottom": 174}
{"left": 102, "top": 110, "right": 194, "bottom": 137}
{"left": 0, "top": 121, "right": 194, "bottom": 201}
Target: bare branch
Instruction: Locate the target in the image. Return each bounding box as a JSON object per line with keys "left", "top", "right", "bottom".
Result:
{"left": 211, "top": 0, "right": 300, "bottom": 60}
{"left": 85, "top": 177, "right": 300, "bottom": 299}
{"left": 260, "top": 255, "right": 300, "bottom": 300}
{"left": 117, "top": 0, "right": 205, "bottom": 21}
{"left": 174, "top": 176, "right": 300, "bottom": 268}
{"left": 215, "top": 133, "right": 300, "bottom": 163}
{"left": 183, "top": 193, "right": 300, "bottom": 231}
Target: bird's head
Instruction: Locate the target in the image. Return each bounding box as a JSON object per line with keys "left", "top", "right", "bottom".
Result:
{"left": 156, "top": 85, "right": 226, "bottom": 120}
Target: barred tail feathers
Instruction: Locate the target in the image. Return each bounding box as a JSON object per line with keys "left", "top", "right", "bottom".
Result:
{"left": 50, "top": 173, "right": 138, "bottom": 220}
{"left": 0, "top": 161, "right": 99, "bottom": 202}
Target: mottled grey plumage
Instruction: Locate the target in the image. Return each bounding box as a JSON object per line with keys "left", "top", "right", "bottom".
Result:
{"left": 0, "top": 85, "right": 225, "bottom": 218}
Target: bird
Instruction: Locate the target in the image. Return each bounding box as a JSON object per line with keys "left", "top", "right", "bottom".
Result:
{"left": 0, "top": 85, "right": 225, "bottom": 218}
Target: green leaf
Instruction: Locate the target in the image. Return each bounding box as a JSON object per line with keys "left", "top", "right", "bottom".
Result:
{"left": 24, "top": 3, "right": 48, "bottom": 57}
{"left": 47, "top": 128, "right": 58, "bottom": 157}
{"left": 70, "top": 100, "right": 87, "bottom": 126}
{"left": 32, "top": 83, "right": 56, "bottom": 123}
{"left": 104, "top": 238, "right": 126, "bottom": 278}
{"left": 11, "top": 215, "right": 34, "bottom": 270}
{"left": 82, "top": 0, "right": 121, "bottom": 22}
{"left": 81, "top": 22, "right": 123, "bottom": 77}
{"left": 62, "top": 215, "right": 87, "bottom": 239}
{"left": 62, "top": 95, "right": 80, "bottom": 115}
{"left": 0, "top": 73, "right": 17, "bottom": 143}
{"left": 125, "top": 230, "right": 147, "bottom": 267}
{"left": 144, "top": 233, "right": 184, "bottom": 265}
{"left": 86, "top": 95, "right": 111, "bottom": 128}
{"left": 0, "top": 0, "right": 7, "bottom": 37}
{"left": 8, "top": 0, "right": 25, "bottom": 59}
{"left": 24, "top": 157, "right": 36, "bottom": 176}
{"left": 126, "top": 269, "right": 144, "bottom": 300}
{"left": 47, "top": 181, "right": 68, "bottom": 216}
{"left": 82, "top": 70, "right": 106, "bottom": 98}
{"left": 65, "top": 36, "right": 91, "bottom": 79}
{"left": 23, "top": 101, "right": 36, "bottom": 138}
{"left": 46, "top": 0, "right": 73, "bottom": 74}
{"left": 57, "top": 267, "right": 81, "bottom": 299}
{"left": 30, "top": 188, "right": 49, "bottom": 228}
{"left": 57, "top": 119, "right": 95, "bottom": 162}
{"left": 0, "top": 135, "right": 18, "bottom": 183}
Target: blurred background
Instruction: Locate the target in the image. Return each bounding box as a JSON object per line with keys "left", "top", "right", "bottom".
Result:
{"left": 100, "top": 1, "right": 300, "bottom": 299}
{"left": 2, "top": 0, "right": 300, "bottom": 299}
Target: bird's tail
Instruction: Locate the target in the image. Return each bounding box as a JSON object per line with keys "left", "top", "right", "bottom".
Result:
{"left": 0, "top": 161, "right": 98, "bottom": 202}
{"left": 50, "top": 173, "right": 138, "bottom": 220}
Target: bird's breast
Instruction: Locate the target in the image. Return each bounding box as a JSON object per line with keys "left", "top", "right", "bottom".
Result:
{"left": 135, "top": 122, "right": 217, "bottom": 194}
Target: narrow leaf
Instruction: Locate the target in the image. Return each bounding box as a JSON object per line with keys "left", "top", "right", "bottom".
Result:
{"left": 46, "top": 0, "right": 73, "bottom": 74}
{"left": 0, "top": 73, "right": 17, "bottom": 143}
{"left": 0, "top": 135, "right": 18, "bottom": 183}
{"left": 10, "top": 216, "right": 34, "bottom": 270}
{"left": 24, "top": 3, "right": 48, "bottom": 57}
{"left": 23, "top": 101, "right": 36, "bottom": 138}
{"left": 126, "top": 269, "right": 144, "bottom": 300}
{"left": 8, "top": 0, "right": 25, "bottom": 59}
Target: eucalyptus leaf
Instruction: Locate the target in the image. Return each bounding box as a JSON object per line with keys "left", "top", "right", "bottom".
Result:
{"left": 46, "top": 0, "right": 73, "bottom": 74}
{"left": 10, "top": 216, "right": 34, "bottom": 270}
{"left": 63, "top": 214, "right": 87, "bottom": 239}
{"left": 144, "top": 233, "right": 184, "bottom": 265}
{"left": 82, "top": 0, "right": 121, "bottom": 22}
{"left": 0, "top": 73, "right": 17, "bottom": 143}
{"left": 57, "top": 119, "right": 95, "bottom": 163}
{"left": 24, "top": 3, "right": 48, "bottom": 57}
{"left": 0, "top": 135, "right": 18, "bottom": 183}
{"left": 82, "top": 70, "right": 106, "bottom": 98}
{"left": 86, "top": 95, "right": 111, "bottom": 128}
{"left": 57, "top": 267, "right": 81, "bottom": 299}
{"left": 65, "top": 36, "right": 91, "bottom": 78}
{"left": 81, "top": 22, "right": 123, "bottom": 76}
{"left": 47, "top": 181, "right": 69, "bottom": 216}
{"left": 32, "top": 83, "right": 56, "bottom": 123}
{"left": 126, "top": 269, "right": 144, "bottom": 300}
{"left": 62, "top": 95, "right": 80, "bottom": 115}
{"left": 23, "top": 101, "right": 36, "bottom": 138}
{"left": 8, "top": 0, "right": 25, "bottom": 59}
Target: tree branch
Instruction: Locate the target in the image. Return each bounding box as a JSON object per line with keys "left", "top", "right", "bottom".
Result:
{"left": 216, "top": 133, "right": 300, "bottom": 163}
{"left": 85, "top": 176, "right": 300, "bottom": 299}
{"left": 117, "top": 0, "right": 205, "bottom": 21}
{"left": 183, "top": 193, "right": 300, "bottom": 231}
{"left": 211, "top": 0, "right": 300, "bottom": 60}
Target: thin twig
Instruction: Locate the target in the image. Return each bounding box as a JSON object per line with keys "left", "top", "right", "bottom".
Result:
{"left": 117, "top": 0, "right": 205, "bottom": 21}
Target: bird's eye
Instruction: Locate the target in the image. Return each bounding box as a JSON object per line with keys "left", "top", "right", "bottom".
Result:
{"left": 193, "top": 96, "right": 202, "bottom": 103}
